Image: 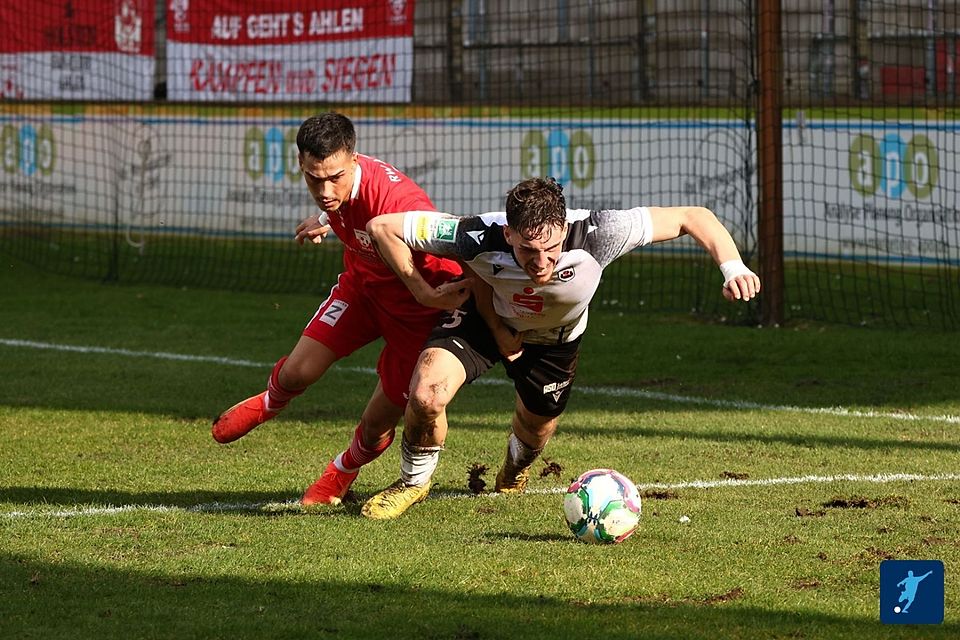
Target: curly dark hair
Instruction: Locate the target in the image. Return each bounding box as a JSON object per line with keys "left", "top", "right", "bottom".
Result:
{"left": 296, "top": 112, "right": 356, "bottom": 159}
{"left": 504, "top": 177, "right": 567, "bottom": 238}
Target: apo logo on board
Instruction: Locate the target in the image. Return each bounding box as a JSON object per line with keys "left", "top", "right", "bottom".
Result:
{"left": 1, "top": 124, "right": 55, "bottom": 176}
{"left": 849, "top": 133, "right": 938, "bottom": 200}
{"left": 244, "top": 126, "right": 300, "bottom": 183}
{"left": 520, "top": 129, "right": 595, "bottom": 187}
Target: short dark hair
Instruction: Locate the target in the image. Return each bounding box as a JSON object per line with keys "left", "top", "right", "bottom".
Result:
{"left": 504, "top": 177, "right": 567, "bottom": 238}
{"left": 297, "top": 112, "right": 356, "bottom": 159}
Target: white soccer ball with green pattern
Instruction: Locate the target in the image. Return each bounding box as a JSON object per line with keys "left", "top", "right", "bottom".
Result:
{"left": 563, "top": 468, "right": 642, "bottom": 544}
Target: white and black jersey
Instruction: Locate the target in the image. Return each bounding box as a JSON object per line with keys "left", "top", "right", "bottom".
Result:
{"left": 403, "top": 207, "right": 654, "bottom": 344}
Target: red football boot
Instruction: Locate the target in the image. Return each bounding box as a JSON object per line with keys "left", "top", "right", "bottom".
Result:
{"left": 302, "top": 460, "right": 359, "bottom": 505}
{"left": 211, "top": 392, "right": 277, "bottom": 444}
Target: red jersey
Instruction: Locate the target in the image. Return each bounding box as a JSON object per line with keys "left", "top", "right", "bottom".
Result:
{"left": 325, "top": 154, "right": 462, "bottom": 296}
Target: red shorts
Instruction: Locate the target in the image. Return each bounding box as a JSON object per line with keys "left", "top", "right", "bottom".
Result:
{"left": 302, "top": 272, "right": 444, "bottom": 407}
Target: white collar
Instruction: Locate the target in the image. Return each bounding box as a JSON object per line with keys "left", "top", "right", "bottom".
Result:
{"left": 349, "top": 161, "right": 362, "bottom": 201}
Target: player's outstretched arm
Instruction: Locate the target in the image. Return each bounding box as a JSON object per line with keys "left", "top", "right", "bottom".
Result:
{"left": 367, "top": 212, "right": 471, "bottom": 310}
{"left": 647, "top": 206, "right": 761, "bottom": 302}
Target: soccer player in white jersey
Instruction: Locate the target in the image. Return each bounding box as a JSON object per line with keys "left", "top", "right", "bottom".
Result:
{"left": 360, "top": 177, "right": 760, "bottom": 518}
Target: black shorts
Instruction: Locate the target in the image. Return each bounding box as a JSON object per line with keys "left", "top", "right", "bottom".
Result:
{"left": 423, "top": 299, "right": 581, "bottom": 417}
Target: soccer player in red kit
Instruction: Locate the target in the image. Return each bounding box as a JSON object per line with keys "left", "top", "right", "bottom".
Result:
{"left": 212, "top": 112, "right": 470, "bottom": 505}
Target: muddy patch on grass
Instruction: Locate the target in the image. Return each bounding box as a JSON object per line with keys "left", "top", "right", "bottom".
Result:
{"left": 539, "top": 459, "right": 563, "bottom": 479}
{"left": 720, "top": 471, "right": 749, "bottom": 480}
{"left": 623, "top": 586, "right": 745, "bottom": 608}
{"left": 642, "top": 489, "right": 680, "bottom": 500}
{"left": 823, "top": 495, "right": 909, "bottom": 509}
{"left": 703, "top": 587, "right": 745, "bottom": 605}
{"left": 859, "top": 546, "right": 895, "bottom": 561}
{"left": 467, "top": 463, "right": 488, "bottom": 494}
{"left": 792, "top": 578, "right": 821, "bottom": 590}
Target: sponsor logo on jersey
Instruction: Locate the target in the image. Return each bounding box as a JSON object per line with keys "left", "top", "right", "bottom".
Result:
{"left": 512, "top": 288, "right": 544, "bottom": 313}
{"left": 466, "top": 230, "right": 485, "bottom": 244}
{"left": 557, "top": 267, "right": 575, "bottom": 282}
{"left": 414, "top": 214, "right": 431, "bottom": 241}
{"left": 434, "top": 218, "right": 458, "bottom": 242}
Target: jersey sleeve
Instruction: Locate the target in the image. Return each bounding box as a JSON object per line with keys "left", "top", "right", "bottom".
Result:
{"left": 402, "top": 211, "right": 495, "bottom": 259}
{"left": 585, "top": 206, "right": 654, "bottom": 268}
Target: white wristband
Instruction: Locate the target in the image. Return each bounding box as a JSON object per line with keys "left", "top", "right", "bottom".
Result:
{"left": 310, "top": 212, "right": 331, "bottom": 244}
{"left": 719, "top": 259, "right": 754, "bottom": 286}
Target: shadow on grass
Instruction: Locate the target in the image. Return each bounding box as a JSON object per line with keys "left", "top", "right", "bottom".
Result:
{"left": 2, "top": 552, "right": 955, "bottom": 640}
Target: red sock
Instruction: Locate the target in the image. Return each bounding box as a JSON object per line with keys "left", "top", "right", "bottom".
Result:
{"left": 264, "top": 356, "right": 304, "bottom": 412}
{"left": 337, "top": 423, "right": 395, "bottom": 472}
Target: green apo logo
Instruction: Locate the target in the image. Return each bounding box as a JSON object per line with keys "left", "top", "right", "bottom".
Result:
{"left": 2, "top": 123, "right": 55, "bottom": 176}
{"left": 244, "top": 126, "right": 301, "bottom": 182}
{"left": 849, "top": 133, "right": 937, "bottom": 199}
{"left": 521, "top": 129, "right": 595, "bottom": 187}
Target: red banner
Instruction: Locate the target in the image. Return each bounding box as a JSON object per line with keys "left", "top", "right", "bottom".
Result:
{"left": 167, "top": 0, "right": 414, "bottom": 45}
{"left": 166, "top": 0, "right": 415, "bottom": 103}
{"left": 0, "top": 0, "right": 155, "bottom": 99}
{"left": 0, "top": 0, "right": 155, "bottom": 55}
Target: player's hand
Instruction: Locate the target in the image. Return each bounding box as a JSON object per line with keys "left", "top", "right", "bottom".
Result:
{"left": 420, "top": 278, "right": 474, "bottom": 310}
{"left": 493, "top": 324, "right": 525, "bottom": 362}
{"left": 723, "top": 272, "right": 761, "bottom": 302}
{"left": 295, "top": 212, "right": 331, "bottom": 245}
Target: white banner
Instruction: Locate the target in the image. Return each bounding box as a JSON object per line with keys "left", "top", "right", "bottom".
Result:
{"left": 1, "top": 115, "right": 957, "bottom": 266}
{"left": 166, "top": 39, "right": 412, "bottom": 103}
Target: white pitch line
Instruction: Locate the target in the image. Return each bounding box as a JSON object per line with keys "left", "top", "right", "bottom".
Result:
{"left": 3, "top": 472, "right": 959, "bottom": 520}
{"left": 0, "top": 338, "right": 269, "bottom": 368}
{"left": 521, "top": 472, "right": 960, "bottom": 495}
{"left": 0, "top": 501, "right": 291, "bottom": 520}
{"left": 2, "top": 337, "right": 960, "bottom": 425}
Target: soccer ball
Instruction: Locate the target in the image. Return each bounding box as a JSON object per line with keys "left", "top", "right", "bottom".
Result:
{"left": 563, "top": 468, "right": 642, "bottom": 544}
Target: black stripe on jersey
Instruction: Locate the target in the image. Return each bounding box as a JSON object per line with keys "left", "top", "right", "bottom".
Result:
{"left": 563, "top": 213, "right": 595, "bottom": 251}
{"left": 454, "top": 216, "right": 511, "bottom": 261}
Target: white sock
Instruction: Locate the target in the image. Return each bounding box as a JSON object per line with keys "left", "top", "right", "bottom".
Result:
{"left": 505, "top": 432, "right": 542, "bottom": 470}
{"left": 332, "top": 452, "right": 355, "bottom": 474}
{"left": 399, "top": 438, "right": 443, "bottom": 486}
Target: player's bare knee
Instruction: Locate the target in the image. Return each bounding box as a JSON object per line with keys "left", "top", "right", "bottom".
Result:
{"left": 276, "top": 357, "right": 315, "bottom": 391}
{"left": 406, "top": 385, "right": 448, "bottom": 423}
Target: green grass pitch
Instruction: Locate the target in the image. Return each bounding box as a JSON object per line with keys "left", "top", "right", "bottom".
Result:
{"left": 1, "top": 256, "right": 958, "bottom": 639}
